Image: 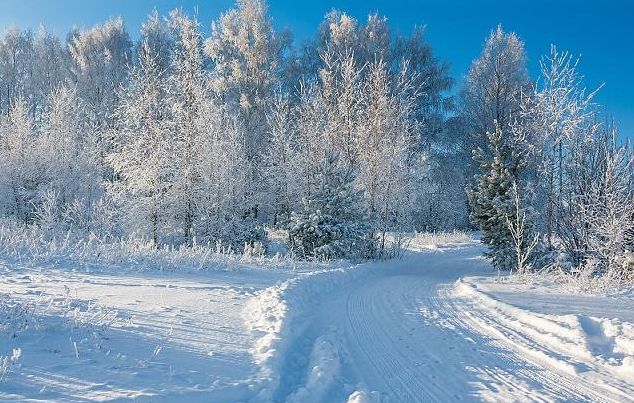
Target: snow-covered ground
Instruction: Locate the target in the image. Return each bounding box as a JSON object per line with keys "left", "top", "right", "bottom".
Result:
{"left": 1, "top": 237, "right": 634, "bottom": 402}
{"left": 0, "top": 263, "right": 293, "bottom": 401}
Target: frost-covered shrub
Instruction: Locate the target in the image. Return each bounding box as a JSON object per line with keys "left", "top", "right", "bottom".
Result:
{"left": 406, "top": 230, "right": 472, "bottom": 248}
{"left": 0, "top": 218, "right": 290, "bottom": 272}
{"left": 0, "top": 348, "right": 22, "bottom": 382}
{"left": 288, "top": 152, "right": 372, "bottom": 260}
{"left": 0, "top": 296, "right": 34, "bottom": 338}
{"left": 243, "top": 241, "right": 266, "bottom": 259}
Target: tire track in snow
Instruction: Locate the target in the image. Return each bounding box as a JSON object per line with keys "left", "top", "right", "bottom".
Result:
{"left": 279, "top": 245, "right": 612, "bottom": 402}
{"left": 447, "top": 283, "right": 633, "bottom": 402}
{"left": 435, "top": 287, "right": 610, "bottom": 402}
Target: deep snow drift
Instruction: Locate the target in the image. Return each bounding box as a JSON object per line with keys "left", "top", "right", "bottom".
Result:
{"left": 1, "top": 237, "right": 634, "bottom": 402}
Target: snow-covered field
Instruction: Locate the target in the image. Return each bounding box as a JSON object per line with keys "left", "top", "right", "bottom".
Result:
{"left": 1, "top": 236, "right": 634, "bottom": 402}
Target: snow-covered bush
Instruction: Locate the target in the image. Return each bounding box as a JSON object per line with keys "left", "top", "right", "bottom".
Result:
{"left": 243, "top": 241, "right": 266, "bottom": 259}
{"left": 0, "top": 297, "right": 28, "bottom": 382}
{"left": 0, "top": 348, "right": 22, "bottom": 383}
{"left": 288, "top": 152, "right": 373, "bottom": 260}
{"left": 0, "top": 295, "right": 34, "bottom": 338}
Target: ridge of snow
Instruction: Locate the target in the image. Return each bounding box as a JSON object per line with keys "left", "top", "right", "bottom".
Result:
{"left": 243, "top": 262, "right": 379, "bottom": 401}
{"left": 452, "top": 279, "right": 634, "bottom": 398}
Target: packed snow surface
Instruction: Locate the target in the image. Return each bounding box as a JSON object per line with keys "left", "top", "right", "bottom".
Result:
{"left": 1, "top": 238, "right": 634, "bottom": 401}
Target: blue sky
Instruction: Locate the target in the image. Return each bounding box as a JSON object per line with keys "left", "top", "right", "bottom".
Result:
{"left": 1, "top": 0, "right": 632, "bottom": 139}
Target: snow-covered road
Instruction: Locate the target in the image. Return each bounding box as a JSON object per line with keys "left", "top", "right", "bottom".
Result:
{"left": 275, "top": 244, "right": 634, "bottom": 402}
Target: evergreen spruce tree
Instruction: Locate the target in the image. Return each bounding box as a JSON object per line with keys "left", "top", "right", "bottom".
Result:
{"left": 467, "top": 122, "right": 528, "bottom": 271}
{"left": 288, "top": 151, "right": 372, "bottom": 260}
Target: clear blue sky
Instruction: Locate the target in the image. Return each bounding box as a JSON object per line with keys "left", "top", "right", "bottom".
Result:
{"left": 1, "top": 0, "right": 632, "bottom": 139}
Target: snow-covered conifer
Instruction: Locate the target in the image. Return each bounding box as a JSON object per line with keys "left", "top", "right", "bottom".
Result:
{"left": 467, "top": 123, "right": 529, "bottom": 270}
{"left": 288, "top": 151, "right": 371, "bottom": 260}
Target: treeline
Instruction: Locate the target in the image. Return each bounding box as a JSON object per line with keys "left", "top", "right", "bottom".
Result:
{"left": 0, "top": 1, "right": 632, "bottom": 269}
{"left": 0, "top": 1, "right": 462, "bottom": 259}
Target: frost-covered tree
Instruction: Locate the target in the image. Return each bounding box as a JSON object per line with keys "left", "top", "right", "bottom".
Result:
{"left": 304, "top": 12, "right": 456, "bottom": 231}
{"left": 459, "top": 25, "right": 530, "bottom": 235}
{"left": 319, "top": 11, "right": 359, "bottom": 54}
{"left": 107, "top": 40, "right": 174, "bottom": 244}
{"left": 460, "top": 25, "right": 529, "bottom": 156}
{"left": 359, "top": 14, "right": 391, "bottom": 63}
{"left": 288, "top": 151, "right": 371, "bottom": 260}
{"left": 505, "top": 182, "right": 540, "bottom": 274}
{"left": 472, "top": 44, "right": 634, "bottom": 278}
{"left": 518, "top": 47, "right": 600, "bottom": 251}
{"left": 264, "top": 91, "right": 298, "bottom": 224}
{"left": 32, "top": 26, "right": 69, "bottom": 118}
{"left": 206, "top": 0, "right": 286, "bottom": 117}
{"left": 166, "top": 10, "right": 209, "bottom": 245}
{"left": 197, "top": 107, "right": 263, "bottom": 248}
{"left": 0, "top": 28, "right": 35, "bottom": 117}
{"left": 205, "top": 0, "right": 289, "bottom": 222}
{"left": 68, "top": 18, "right": 132, "bottom": 128}
{"left": 298, "top": 9, "right": 360, "bottom": 76}
{"left": 293, "top": 82, "right": 331, "bottom": 207}
{"left": 467, "top": 123, "right": 529, "bottom": 270}
{"left": 559, "top": 129, "right": 634, "bottom": 275}
{"left": 293, "top": 27, "right": 451, "bottom": 235}
{"left": 318, "top": 49, "right": 364, "bottom": 168}
{"left": 0, "top": 99, "right": 42, "bottom": 222}
{"left": 40, "top": 86, "right": 100, "bottom": 208}
{"left": 139, "top": 10, "right": 173, "bottom": 74}
{"left": 290, "top": 51, "right": 419, "bottom": 245}
{"left": 357, "top": 59, "right": 418, "bottom": 247}
{"left": 626, "top": 144, "right": 634, "bottom": 254}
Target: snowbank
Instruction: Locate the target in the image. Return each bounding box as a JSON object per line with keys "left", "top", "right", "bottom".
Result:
{"left": 286, "top": 334, "right": 341, "bottom": 403}
{"left": 452, "top": 279, "right": 634, "bottom": 398}
{"left": 244, "top": 262, "right": 380, "bottom": 401}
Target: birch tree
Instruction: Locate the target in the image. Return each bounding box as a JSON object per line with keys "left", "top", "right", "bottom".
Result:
{"left": 69, "top": 18, "right": 132, "bottom": 128}
{"left": 205, "top": 0, "right": 288, "bottom": 222}
{"left": 0, "top": 99, "right": 41, "bottom": 222}
{"left": 167, "top": 11, "right": 208, "bottom": 245}
{"left": 107, "top": 40, "right": 174, "bottom": 244}
{"left": 460, "top": 25, "right": 529, "bottom": 140}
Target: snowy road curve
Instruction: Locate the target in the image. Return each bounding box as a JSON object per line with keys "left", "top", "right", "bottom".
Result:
{"left": 275, "top": 244, "right": 633, "bottom": 402}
